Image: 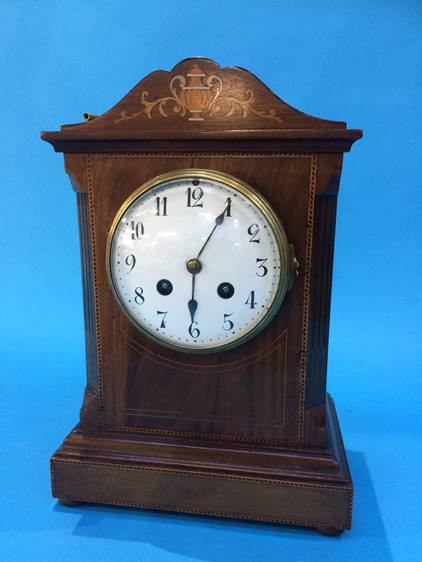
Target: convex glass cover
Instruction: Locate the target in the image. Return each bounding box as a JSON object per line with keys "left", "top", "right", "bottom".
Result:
{"left": 107, "top": 169, "right": 296, "bottom": 352}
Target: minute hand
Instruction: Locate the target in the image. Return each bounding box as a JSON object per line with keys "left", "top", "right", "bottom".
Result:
{"left": 196, "top": 200, "right": 230, "bottom": 259}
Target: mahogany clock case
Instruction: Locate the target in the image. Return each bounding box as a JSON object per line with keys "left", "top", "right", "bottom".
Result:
{"left": 42, "top": 58, "right": 362, "bottom": 533}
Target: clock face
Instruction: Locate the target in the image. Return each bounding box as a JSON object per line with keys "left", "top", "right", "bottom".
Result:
{"left": 107, "top": 170, "right": 294, "bottom": 353}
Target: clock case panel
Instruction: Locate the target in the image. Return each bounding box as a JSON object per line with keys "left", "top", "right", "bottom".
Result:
{"left": 92, "top": 153, "right": 314, "bottom": 444}
{"left": 42, "top": 58, "right": 361, "bottom": 532}
{"left": 72, "top": 150, "right": 340, "bottom": 445}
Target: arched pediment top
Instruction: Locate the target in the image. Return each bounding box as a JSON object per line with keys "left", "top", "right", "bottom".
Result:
{"left": 42, "top": 58, "right": 362, "bottom": 148}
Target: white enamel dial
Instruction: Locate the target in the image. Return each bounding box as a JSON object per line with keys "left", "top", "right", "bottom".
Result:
{"left": 107, "top": 170, "right": 294, "bottom": 353}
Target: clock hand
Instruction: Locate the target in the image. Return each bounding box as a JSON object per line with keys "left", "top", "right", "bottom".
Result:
{"left": 188, "top": 273, "right": 198, "bottom": 323}
{"left": 196, "top": 199, "right": 231, "bottom": 259}
{"left": 186, "top": 200, "right": 230, "bottom": 324}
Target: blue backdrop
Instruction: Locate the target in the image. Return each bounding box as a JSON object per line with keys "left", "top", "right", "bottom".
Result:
{"left": 1, "top": 1, "right": 421, "bottom": 561}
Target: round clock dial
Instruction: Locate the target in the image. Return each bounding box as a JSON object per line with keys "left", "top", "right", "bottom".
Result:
{"left": 107, "top": 169, "right": 296, "bottom": 353}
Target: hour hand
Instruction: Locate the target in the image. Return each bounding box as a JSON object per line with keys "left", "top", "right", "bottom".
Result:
{"left": 186, "top": 260, "right": 201, "bottom": 322}
{"left": 188, "top": 269, "right": 198, "bottom": 323}
{"left": 188, "top": 298, "right": 198, "bottom": 323}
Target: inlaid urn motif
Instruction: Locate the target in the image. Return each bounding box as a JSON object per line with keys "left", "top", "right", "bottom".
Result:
{"left": 173, "top": 63, "right": 222, "bottom": 121}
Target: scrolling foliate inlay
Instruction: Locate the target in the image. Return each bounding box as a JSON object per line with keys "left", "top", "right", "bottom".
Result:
{"left": 116, "top": 64, "right": 284, "bottom": 124}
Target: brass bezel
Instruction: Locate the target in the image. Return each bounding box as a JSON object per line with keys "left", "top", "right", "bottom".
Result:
{"left": 106, "top": 169, "right": 295, "bottom": 354}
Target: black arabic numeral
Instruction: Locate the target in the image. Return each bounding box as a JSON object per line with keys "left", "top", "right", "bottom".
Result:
{"left": 245, "top": 291, "right": 256, "bottom": 309}
{"left": 130, "top": 220, "right": 144, "bottom": 240}
{"left": 225, "top": 197, "right": 232, "bottom": 217}
{"left": 188, "top": 321, "right": 200, "bottom": 339}
{"left": 125, "top": 254, "right": 136, "bottom": 273}
{"left": 223, "top": 313, "right": 234, "bottom": 331}
{"left": 186, "top": 186, "right": 204, "bottom": 207}
{"left": 247, "top": 223, "right": 260, "bottom": 243}
{"left": 157, "top": 311, "right": 168, "bottom": 328}
{"left": 134, "top": 287, "right": 145, "bottom": 305}
{"left": 256, "top": 258, "right": 268, "bottom": 277}
{"left": 155, "top": 196, "right": 167, "bottom": 216}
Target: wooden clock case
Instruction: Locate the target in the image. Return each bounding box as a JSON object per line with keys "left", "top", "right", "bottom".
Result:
{"left": 42, "top": 58, "right": 362, "bottom": 534}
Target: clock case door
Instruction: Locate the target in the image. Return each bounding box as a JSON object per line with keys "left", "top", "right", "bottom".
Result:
{"left": 42, "top": 58, "right": 361, "bottom": 532}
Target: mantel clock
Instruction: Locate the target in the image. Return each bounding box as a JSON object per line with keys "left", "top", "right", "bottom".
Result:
{"left": 42, "top": 58, "right": 362, "bottom": 535}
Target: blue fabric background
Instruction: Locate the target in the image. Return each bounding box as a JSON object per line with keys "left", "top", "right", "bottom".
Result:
{"left": 1, "top": 1, "right": 421, "bottom": 561}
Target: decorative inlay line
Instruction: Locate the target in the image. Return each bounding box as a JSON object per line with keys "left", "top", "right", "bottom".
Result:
{"left": 123, "top": 328, "right": 287, "bottom": 373}
{"left": 103, "top": 425, "right": 296, "bottom": 446}
{"left": 122, "top": 412, "right": 282, "bottom": 426}
{"left": 298, "top": 155, "right": 318, "bottom": 443}
{"left": 50, "top": 459, "right": 56, "bottom": 497}
{"left": 90, "top": 152, "right": 312, "bottom": 159}
{"left": 87, "top": 155, "right": 105, "bottom": 427}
